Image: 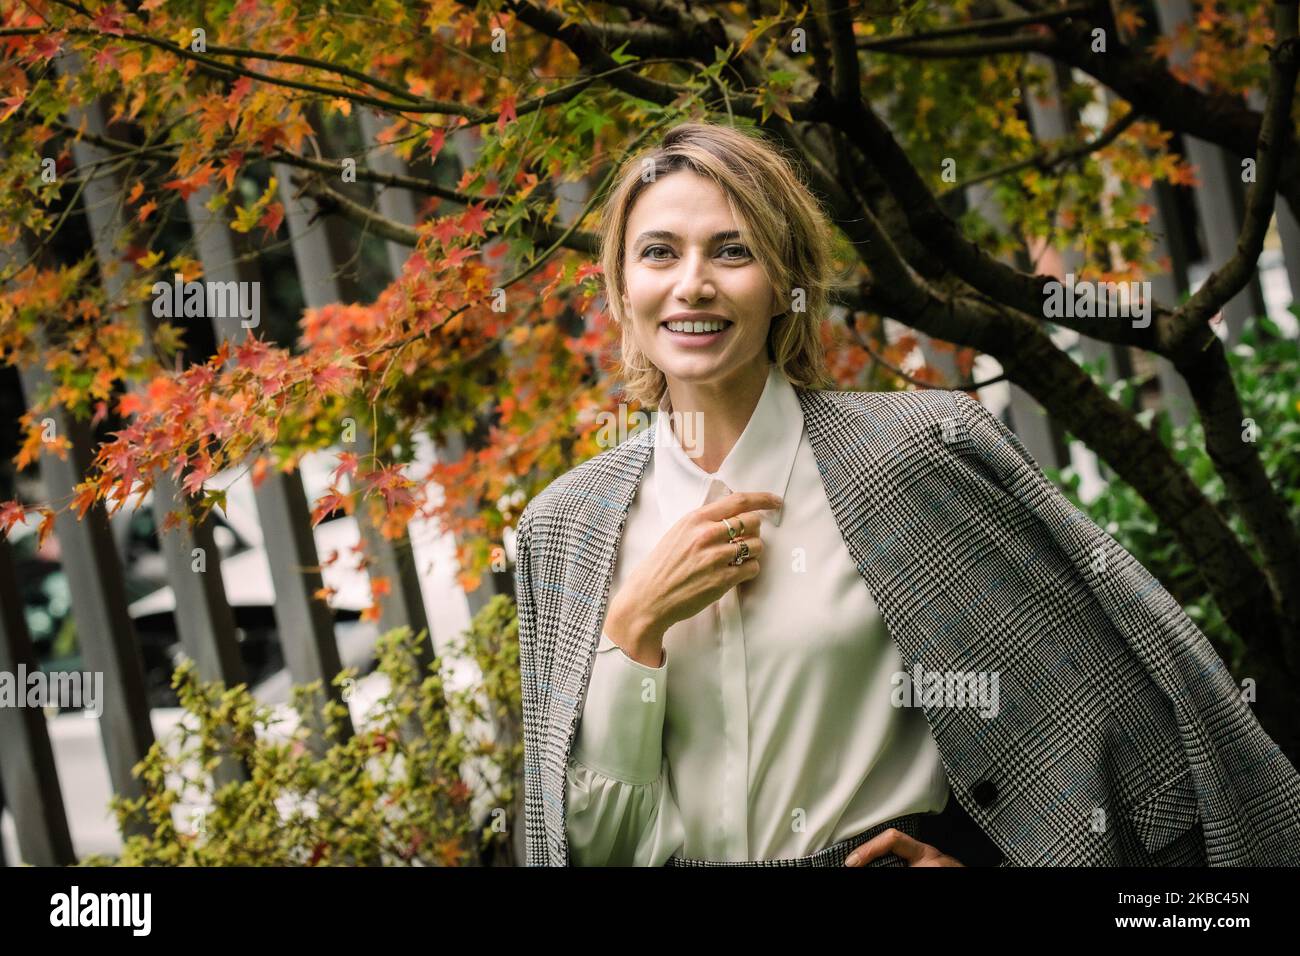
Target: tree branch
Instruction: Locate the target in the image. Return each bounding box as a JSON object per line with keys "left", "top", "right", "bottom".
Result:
{"left": 856, "top": 2, "right": 1094, "bottom": 49}
{"left": 866, "top": 34, "right": 1058, "bottom": 58}
{"left": 815, "top": 0, "right": 860, "bottom": 104}
{"left": 289, "top": 172, "right": 598, "bottom": 256}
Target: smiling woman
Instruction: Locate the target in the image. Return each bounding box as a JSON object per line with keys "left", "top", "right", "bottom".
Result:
{"left": 521, "top": 122, "right": 989, "bottom": 867}
{"left": 513, "top": 120, "right": 1300, "bottom": 869}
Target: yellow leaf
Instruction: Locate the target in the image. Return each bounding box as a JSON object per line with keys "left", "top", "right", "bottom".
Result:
{"left": 137, "top": 249, "right": 164, "bottom": 269}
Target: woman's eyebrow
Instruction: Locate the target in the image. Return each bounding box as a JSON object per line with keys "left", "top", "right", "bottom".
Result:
{"left": 631, "top": 229, "right": 742, "bottom": 247}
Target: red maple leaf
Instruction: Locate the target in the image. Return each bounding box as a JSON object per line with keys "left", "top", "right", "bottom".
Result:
{"left": 365, "top": 465, "right": 416, "bottom": 512}
{"left": 459, "top": 202, "right": 490, "bottom": 238}
{"left": 181, "top": 456, "right": 214, "bottom": 497}
{"left": 72, "top": 483, "right": 99, "bottom": 519}
{"left": 331, "top": 451, "right": 360, "bottom": 486}
{"left": 92, "top": 5, "right": 126, "bottom": 36}
{"left": 162, "top": 162, "right": 216, "bottom": 200}
{"left": 0, "top": 500, "right": 26, "bottom": 536}
{"left": 31, "top": 33, "right": 63, "bottom": 61}
{"left": 441, "top": 246, "right": 477, "bottom": 269}
{"left": 227, "top": 76, "right": 253, "bottom": 106}
{"left": 495, "top": 94, "right": 517, "bottom": 133}
{"left": 93, "top": 46, "right": 119, "bottom": 71}
{"left": 428, "top": 127, "right": 446, "bottom": 161}
{"left": 310, "top": 362, "right": 353, "bottom": 395}
{"left": 0, "top": 95, "right": 26, "bottom": 123}
{"left": 219, "top": 151, "right": 245, "bottom": 191}
{"left": 310, "top": 489, "right": 351, "bottom": 526}
{"left": 430, "top": 216, "right": 460, "bottom": 247}
{"left": 259, "top": 201, "right": 284, "bottom": 238}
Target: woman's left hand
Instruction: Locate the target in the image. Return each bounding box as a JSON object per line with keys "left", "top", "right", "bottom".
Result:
{"left": 843, "top": 828, "right": 965, "bottom": 867}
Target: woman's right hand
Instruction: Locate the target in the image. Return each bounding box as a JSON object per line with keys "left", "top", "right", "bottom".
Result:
{"left": 604, "top": 491, "right": 783, "bottom": 665}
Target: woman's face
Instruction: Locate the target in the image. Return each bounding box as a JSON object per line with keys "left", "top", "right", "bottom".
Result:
{"left": 620, "top": 169, "right": 782, "bottom": 392}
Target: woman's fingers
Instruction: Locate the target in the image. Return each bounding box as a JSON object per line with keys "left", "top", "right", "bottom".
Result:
{"left": 701, "top": 491, "right": 783, "bottom": 522}
{"left": 843, "top": 828, "right": 927, "bottom": 866}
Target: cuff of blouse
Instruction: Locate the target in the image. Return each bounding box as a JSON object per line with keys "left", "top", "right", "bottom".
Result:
{"left": 570, "top": 632, "right": 668, "bottom": 786}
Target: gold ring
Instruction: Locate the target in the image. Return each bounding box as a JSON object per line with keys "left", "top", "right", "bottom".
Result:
{"left": 721, "top": 517, "right": 738, "bottom": 541}
{"left": 730, "top": 538, "right": 751, "bottom": 566}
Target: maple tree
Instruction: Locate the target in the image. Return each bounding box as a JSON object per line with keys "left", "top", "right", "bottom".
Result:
{"left": 1, "top": 0, "right": 1299, "bottom": 754}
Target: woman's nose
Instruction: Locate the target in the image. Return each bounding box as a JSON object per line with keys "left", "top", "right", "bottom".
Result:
{"left": 674, "top": 250, "right": 715, "bottom": 302}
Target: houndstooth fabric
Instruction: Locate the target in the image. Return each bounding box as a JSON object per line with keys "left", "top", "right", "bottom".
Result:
{"left": 664, "top": 813, "right": 922, "bottom": 867}
{"left": 513, "top": 386, "right": 1300, "bottom": 867}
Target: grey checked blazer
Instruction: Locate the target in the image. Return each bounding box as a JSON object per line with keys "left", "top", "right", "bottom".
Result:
{"left": 512, "top": 385, "right": 1300, "bottom": 866}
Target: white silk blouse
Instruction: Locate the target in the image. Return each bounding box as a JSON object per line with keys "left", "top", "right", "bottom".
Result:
{"left": 566, "top": 363, "right": 951, "bottom": 865}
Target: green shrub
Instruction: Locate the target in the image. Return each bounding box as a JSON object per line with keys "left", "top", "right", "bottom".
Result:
{"left": 76, "top": 594, "right": 524, "bottom": 866}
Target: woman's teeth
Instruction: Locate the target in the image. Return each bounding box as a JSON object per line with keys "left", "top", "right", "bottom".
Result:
{"left": 665, "top": 320, "right": 730, "bottom": 333}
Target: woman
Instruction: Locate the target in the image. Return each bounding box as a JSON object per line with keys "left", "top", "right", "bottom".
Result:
{"left": 512, "top": 122, "right": 1300, "bottom": 867}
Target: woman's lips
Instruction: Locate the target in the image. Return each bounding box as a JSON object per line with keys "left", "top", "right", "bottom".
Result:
{"left": 659, "top": 322, "right": 732, "bottom": 347}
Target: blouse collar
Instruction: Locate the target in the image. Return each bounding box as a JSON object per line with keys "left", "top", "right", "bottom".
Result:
{"left": 651, "top": 362, "right": 802, "bottom": 529}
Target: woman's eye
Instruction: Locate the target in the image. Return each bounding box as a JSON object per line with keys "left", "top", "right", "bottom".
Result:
{"left": 641, "top": 245, "right": 672, "bottom": 260}
{"left": 719, "top": 244, "right": 751, "bottom": 259}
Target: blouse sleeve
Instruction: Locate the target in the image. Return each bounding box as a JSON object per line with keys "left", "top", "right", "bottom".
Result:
{"left": 565, "top": 634, "right": 685, "bottom": 866}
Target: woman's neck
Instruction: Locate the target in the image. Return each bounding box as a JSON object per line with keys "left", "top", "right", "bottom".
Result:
{"left": 664, "top": 362, "right": 769, "bottom": 475}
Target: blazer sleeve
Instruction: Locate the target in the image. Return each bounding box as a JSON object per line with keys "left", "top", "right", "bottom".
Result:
{"left": 565, "top": 637, "right": 685, "bottom": 866}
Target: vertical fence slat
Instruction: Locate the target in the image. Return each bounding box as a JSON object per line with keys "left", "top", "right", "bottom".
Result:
{"left": 15, "top": 358, "right": 154, "bottom": 840}
{"left": 0, "top": 533, "right": 76, "bottom": 865}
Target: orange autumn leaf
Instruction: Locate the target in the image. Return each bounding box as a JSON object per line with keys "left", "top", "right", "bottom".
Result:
{"left": 36, "top": 508, "right": 57, "bottom": 549}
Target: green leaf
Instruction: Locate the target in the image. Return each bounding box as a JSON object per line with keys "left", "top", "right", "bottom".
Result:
{"left": 608, "top": 41, "right": 638, "bottom": 65}
{"left": 204, "top": 487, "right": 228, "bottom": 517}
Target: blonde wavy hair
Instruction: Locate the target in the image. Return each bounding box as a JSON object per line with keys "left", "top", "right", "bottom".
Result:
{"left": 597, "top": 121, "right": 840, "bottom": 407}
